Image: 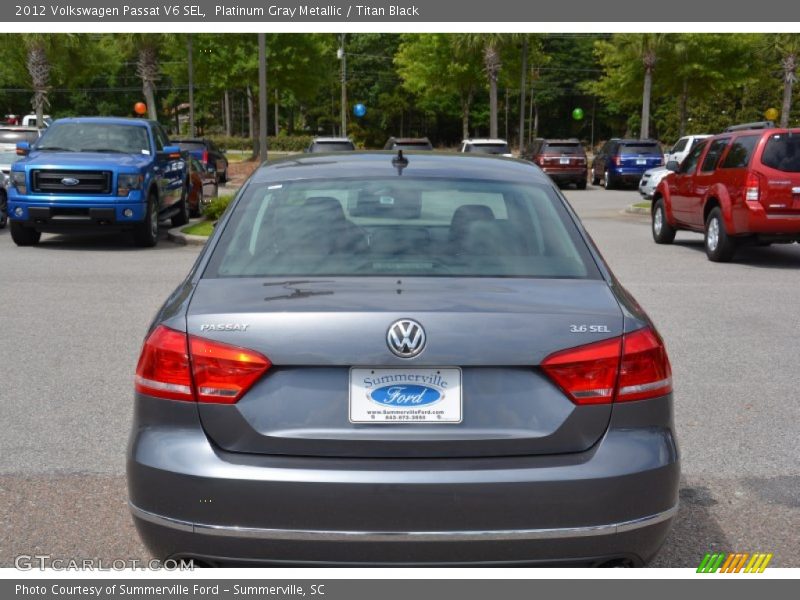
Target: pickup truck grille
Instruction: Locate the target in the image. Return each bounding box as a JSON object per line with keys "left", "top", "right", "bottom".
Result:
{"left": 31, "top": 170, "right": 112, "bottom": 195}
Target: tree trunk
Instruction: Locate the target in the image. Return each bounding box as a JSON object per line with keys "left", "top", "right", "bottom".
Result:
{"left": 780, "top": 53, "right": 796, "bottom": 128}
{"left": 26, "top": 40, "right": 49, "bottom": 127}
{"left": 137, "top": 45, "right": 159, "bottom": 121}
{"left": 484, "top": 45, "right": 501, "bottom": 139}
{"left": 274, "top": 88, "right": 280, "bottom": 136}
{"left": 247, "top": 86, "right": 254, "bottom": 140}
{"left": 533, "top": 101, "right": 539, "bottom": 140}
{"left": 678, "top": 78, "right": 689, "bottom": 137}
{"left": 518, "top": 37, "right": 527, "bottom": 154}
{"left": 224, "top": 90, "right": 232, "bottom": 137}
{"left": 461, "top": 92, "right": 472, "bottom": 140}
{"left": 641, "top": 67, "right": 653, "bottom": 139}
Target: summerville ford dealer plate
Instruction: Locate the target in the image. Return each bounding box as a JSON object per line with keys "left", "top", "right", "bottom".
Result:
{"left": 349, "top": 368, "right": 462, "bottom": 424}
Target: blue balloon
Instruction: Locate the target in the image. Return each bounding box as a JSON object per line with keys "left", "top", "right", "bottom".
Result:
{"left": 353, "top": 103, "right": 366, "bottom": 118}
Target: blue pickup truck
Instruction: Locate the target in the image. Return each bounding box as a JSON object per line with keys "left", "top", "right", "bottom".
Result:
{"left": 7, "top": 117, "right": 189, "bottom": 247}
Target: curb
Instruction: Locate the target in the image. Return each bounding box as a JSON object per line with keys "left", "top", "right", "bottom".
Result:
{"left": 167, "top": 218, "right": 209, "bottom": 246}
{"left": 625, "top": 202, "right": 651, "bottom": 215}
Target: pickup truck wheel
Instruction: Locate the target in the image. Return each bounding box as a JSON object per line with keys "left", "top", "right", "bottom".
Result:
{"left": 171, "top": 183, "right": 190, "bottom": 227}
{"left": 219, "top": 168, "right": 228, "bottom": 184}
{"left": 0, "top": 190, "right": 7, "bottom": 228}
{"left": 705, "top": 207, "right": 736, "bottom": 262}
{"left": 133, "top": 194, "right": 159, "bottom": 248}
{"left": 652, "top": 199, "right": 676, "bottom": 244}
{"left": 10, "top": 221, "right": 41, "bottom": 246}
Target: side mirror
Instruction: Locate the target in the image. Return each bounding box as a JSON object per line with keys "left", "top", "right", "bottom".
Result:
{"left": 160, "top": 145, "right": 182, "bottom": 160}
{"left": 16, "top": 141, "right": 30, "bottom": 156}
{"left": 666, "top": 160, "right": 680, "bottom": 172}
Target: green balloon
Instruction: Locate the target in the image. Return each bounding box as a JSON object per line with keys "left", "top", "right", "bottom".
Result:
{"left": 572, "top": 108, "right": 584, "bottom": 121}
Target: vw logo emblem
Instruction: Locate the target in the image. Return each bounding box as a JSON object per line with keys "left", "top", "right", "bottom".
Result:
{"left": 61, "top": 177, "right": 80, "bottom": 186}
{"left": 387, "top": 319, "right": 426, "bottom": 358}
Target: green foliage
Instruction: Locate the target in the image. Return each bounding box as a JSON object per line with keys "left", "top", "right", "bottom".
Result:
{"left": 206, "top": 134, "right": 313, "bottom": 152}
{"left": 202, "top": 193, "right": 235, "bottom": 221}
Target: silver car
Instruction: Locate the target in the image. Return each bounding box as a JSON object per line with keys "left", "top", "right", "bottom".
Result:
{"left": 128, "top": 152, "right": 679, "bottom": 567}
{"left": 639, "top": 166, "right": 670, "bottom": 199}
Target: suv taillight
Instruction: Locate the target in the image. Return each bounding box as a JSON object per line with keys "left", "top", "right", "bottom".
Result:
{"left": 612, "top": 155, "right": 621, "bottom": 166}
{"left": 541, "top": 327, "right": 672, "bottom": 405}
{"left": 202, "top": 150, "right": 209, "bottom": 165}
{"left": 745, "top": 171, "right": 761, "bottom": 203}
{"left": 135, "top": 325, "right": 271, "bottom": 404}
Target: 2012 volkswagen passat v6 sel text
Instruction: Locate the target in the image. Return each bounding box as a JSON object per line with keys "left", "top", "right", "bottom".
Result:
{"left": 127, "top": 152, "right": 679, "bottom": 567}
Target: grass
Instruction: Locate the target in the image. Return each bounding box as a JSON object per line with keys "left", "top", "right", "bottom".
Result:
{"left": 633, "top": 201, "right": 652, "bottom": 209}
{"left": 181, "top": 220, "right": 214, "bottom": 237}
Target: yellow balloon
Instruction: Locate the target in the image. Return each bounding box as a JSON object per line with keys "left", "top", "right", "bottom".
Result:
{"left": 765, "top": 108, "right": 779, "bottom": 121}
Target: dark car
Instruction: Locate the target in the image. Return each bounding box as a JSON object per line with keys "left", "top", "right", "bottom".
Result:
{"left": 652, "top": 125, "right": 800, "bottom": 261}
{"left": 172, "top": 138, "right": 229, "bottom": 183}
{"left": 591, "top": 139, "right": 663, "bottom": 189}
{"left": 187, "top": 157, "right": 218, "bottom": 217}
{"left": 383, "top": 137, "right": 433, "bottom": 151}
{"left": 306, "top": 137, "right": 356, "bottom": 153}
{"left": 525, "top": 139, "right": 588, "bottom": 189}
{"left": 128, "top": 152, "right": 679, "bottom": 567}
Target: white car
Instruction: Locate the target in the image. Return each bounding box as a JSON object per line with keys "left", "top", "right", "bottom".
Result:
{"left": 459, "top": 138, "right": 513, "bottom": 157}
{"left": 663, "top": 134, "right": 710, "bottom": 166}
{"left": 638, "top": 166, "right": 670, "bottom": 199}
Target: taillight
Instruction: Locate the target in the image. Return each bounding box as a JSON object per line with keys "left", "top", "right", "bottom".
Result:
{"left": 189, "top": 335, "right": 271, "bottom": 404}
{"left": 612, "top": 155, "right": 621, "bottom": 166}
{"left": 541, "top": 327, "right": 672, "bottom": 405}
{"left": 541, "top": 336, "right": 621, "bottom": 404}
{"left": 745, "top": 171, "right": 761, "bottom": 203}
{"left": 135, "top": 325, "right": 194, "bottom": 401}
{"left": 617, "top": 328, "right": 672, "bottom": 402}
{"left": 202, "top": 150, "right": 209, "bottom": 165}
{"left": 134, "top": 325, "right": 271, "bottom": 404}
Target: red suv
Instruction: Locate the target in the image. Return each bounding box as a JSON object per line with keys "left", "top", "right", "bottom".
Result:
{"left": 652, "top": 127, "right": 800, "bottom": 261}
{"left": 525, "top": 138, "right": 588, "bottom": 189}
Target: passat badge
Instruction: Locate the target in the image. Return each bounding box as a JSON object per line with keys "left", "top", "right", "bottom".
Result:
{"left": 200, "top": 323, "right": 249, "bottom": 332}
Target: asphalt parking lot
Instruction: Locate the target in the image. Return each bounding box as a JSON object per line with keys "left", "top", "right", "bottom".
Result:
{"left": 1, "top": 186, "right": 798, "bottom": 568}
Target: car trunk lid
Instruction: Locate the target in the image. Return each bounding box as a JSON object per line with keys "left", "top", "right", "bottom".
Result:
{"left": 187, "top": 277, "right": 624, "bottom": 458}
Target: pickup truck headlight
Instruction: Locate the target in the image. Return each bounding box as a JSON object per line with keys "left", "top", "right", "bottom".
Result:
{"left": 117, "top": 174, "right": 144, "bottom": 196}
{"left": 10, "top": 171, "right": 26, "bottom": 194}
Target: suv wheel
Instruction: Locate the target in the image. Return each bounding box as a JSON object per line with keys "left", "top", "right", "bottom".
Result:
{"left": 0, "top": 190, "right": 7, "bottom": 229}
{"left": 591, "top": 169, "right": 600, "bottom": 186}
{"left": 10, "top": 221, "right": 41, "bottom": 246}
{"left": 604, "top": 170, "right": 615, "bottom": 190}
{"left": 133, "top": 193, "right": 159, "bottom": 248}
{"left": 576, "top": 179, "right": 587, "bottom": 190}
{"left": 220, "top": 167, "right": 228, "bottom": 184}
{"left": 705, "top": 207, "right": 736, "bottom": 262}
{"left": 652, "top": 199, "right": 676, "bottom": 244}
{"left": 171, "top": 183, "right": 190, "bottom": 227}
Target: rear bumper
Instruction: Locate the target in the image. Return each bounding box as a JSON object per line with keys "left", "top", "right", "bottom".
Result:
{"left": 541, "top": 168, "right": 587, "bottom": 182}
{"left": 127, "top": 396, "right": 679, "bottom": 566}
{"left": 733, "top": 205, "right": 800, "bottom": 237}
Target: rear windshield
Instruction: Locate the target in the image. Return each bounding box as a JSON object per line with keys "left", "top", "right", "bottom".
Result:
{"left": 311, "top": 142, "right": 355, "bottom": 152}
{"left": 543, "top": 143, "right": 584, "bottom": 155}
{"left": 468, "top": 143, "right": 510, "bottom": 154}
{"left": 620, "top": 143, "right": 661, "bottom": 155}
{"left": 175, "top": 142, "right": 207, "bottom": 151}
{"left": 760, "top": 134, "right": 800, "bottom": 172}
{"left": 204, "top": 178, "right": 599, "bottom": 280}
{"left": 0, "top": 129, "right": 39, "bottom": 145}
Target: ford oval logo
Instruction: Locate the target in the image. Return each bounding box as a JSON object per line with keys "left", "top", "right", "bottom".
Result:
{"left": 369, "top": 385, "right": 442, "bottom": 407}
{"left": 61, "top": 177, "right": 80, "bottom": 186}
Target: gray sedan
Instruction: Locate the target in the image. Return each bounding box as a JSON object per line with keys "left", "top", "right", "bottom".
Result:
{"left": 127, "top": 152, "right": 679, "bottom": 567}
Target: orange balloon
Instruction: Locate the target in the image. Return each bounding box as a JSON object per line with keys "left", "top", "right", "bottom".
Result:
{"left": 134, "top": 102, "right": 147, "bottom": 115}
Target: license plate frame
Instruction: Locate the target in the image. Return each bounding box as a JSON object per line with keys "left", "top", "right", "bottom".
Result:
{"left": 349, "top": 367, "right": 463, "bottom": 424}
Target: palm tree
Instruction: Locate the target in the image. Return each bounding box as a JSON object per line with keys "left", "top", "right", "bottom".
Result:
{"left": 636, "top": 34, "right": 668, "bottom": 139}
{"left": 22, "top": 35, "right": 51, "bottom": 127}
{"left": 770, "top": 35, "right": 800, "bottom": 127}
{"left": 457, "top": 34, "right": 512, "bottom": 139}
{"left": 119, "top": 34, "right": 170, "bottom": 120}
